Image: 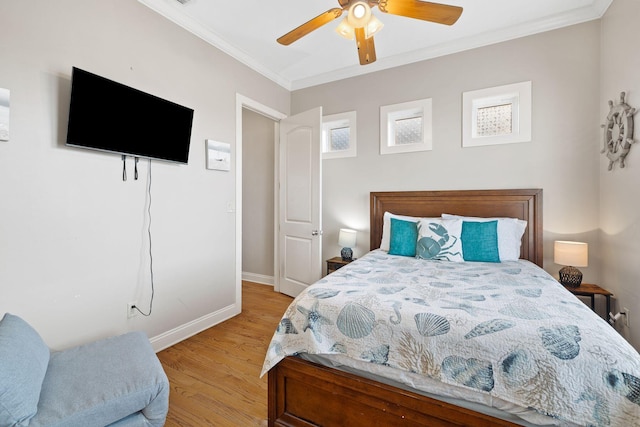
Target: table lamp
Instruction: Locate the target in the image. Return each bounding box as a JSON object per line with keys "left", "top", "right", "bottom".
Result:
{"left": 554, "top": 241, "right": 588, "bottom": 287}
{"left": 338, "top": 228, "right": 357, "bottom": 261}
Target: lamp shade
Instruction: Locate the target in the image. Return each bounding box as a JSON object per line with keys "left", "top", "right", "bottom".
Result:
{"left": 338, "top": 228, "right": 357, "bottom": 248}
{"left": 335, "top": 18, "right": 355, "bottom": 40}
{"left": 365, "top": 14, "right": 384, "bottom": 38}
{"left": 554, "top": 241, "right": 588, "bottom": 267}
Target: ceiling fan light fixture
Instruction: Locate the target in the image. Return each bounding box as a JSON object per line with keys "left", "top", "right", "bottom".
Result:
{"left": 276, "top": 0, "right": 463, "bottom": 66}
{"left": 365, "top": 14, "right": 384, "bottom": 38}
{"left": 353, "top": 3, "right": 367, "bottom": 18}
{"left": 335, "top": 18, "right": 355, "bottom": 40}
{"left": 347, "top": 1, "right": 371, "bottom": 28}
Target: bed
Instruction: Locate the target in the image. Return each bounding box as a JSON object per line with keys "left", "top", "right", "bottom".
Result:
{"left": 263, "top": 189, "right": 640, "bottom": 426}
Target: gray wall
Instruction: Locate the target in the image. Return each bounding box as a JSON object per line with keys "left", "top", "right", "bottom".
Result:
{"left": 599, "top": 0, "right": 640, "bottom": 346}
{"left": 0, "top": 0, "right": 289, "bottom": 349}
{"left": 293, "top": 22, "right": 602, "bottom": 283}
{"left": 4, "top": 0, "right": 638, "bottom": 352}
{"left": 242, "top": 109, "right": 275, "bottom": 281}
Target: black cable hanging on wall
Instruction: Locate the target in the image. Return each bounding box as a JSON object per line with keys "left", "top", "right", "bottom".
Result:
{"left": 120, "top": 157, "right": 154, "bottom": 316}
{"left": 132, "top": 158, "right": 155, "bottom": 317}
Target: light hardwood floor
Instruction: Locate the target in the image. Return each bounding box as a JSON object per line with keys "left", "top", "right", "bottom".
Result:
{"left": 157, "top": 281, "right": 293, "bottom": 426}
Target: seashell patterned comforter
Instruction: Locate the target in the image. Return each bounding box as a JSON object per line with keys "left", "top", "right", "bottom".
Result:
{"left": 262, "top": 250, "right": 640, "bottom": 426}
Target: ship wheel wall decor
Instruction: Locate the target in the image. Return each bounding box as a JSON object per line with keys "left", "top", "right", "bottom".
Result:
{"left": 601, "top": 92, "right": 637, "bottom": 170}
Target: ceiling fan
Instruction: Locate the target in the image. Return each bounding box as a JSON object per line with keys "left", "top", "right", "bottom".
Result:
{"left": 277, "top": 0, "right": 463, "bottom": 66}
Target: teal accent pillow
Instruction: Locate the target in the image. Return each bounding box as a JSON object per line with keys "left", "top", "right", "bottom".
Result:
{"left": 388, "top": 218, "right": 418, "bottom": 257}
{"left": 0, "top": 313, "right": 50, "bottom": 427}
{"left": 461, "top": 221, "right": 500, "bottom": 262}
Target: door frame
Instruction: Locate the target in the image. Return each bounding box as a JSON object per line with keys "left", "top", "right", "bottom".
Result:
{"left": 236, "top": 94, "right": 286, "bottom": 302}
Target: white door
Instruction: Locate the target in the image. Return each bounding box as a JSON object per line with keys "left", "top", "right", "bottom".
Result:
{"left": 278, "top": 107, "right": 322, "bottom": 297}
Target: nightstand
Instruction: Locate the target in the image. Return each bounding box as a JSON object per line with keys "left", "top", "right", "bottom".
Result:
{"left": 326, "top": 257, "right": 353, "bottom": 275}
{"left": 563, "top": 283, "right": 612, "bottom": 319}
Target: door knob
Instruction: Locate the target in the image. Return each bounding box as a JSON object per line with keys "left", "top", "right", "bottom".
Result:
{"left": 311, "top": 230, "right": 323, "bottom": 236}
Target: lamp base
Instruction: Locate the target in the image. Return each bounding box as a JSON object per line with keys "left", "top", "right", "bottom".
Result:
{"left": 559, "top": 266, "right": 583, "bottom": 288}
{"left": 341, "top": 247, "right": 353, "bottom": 261}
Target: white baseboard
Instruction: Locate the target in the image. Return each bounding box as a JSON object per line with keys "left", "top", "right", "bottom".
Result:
{"left": 242, "top": 272, "right": 275, "bottom": 286}
{"left": 150, "top": 273, "right": 274, "bottom": 352}
{"left": 149, "top": 303, "right": 240, "bottom": 352}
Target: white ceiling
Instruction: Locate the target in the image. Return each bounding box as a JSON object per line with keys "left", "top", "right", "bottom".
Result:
{"left": 138, "top": 0, "right": 611, "bottom": 90}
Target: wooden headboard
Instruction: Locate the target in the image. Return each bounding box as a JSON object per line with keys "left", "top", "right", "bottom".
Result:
{"left": 370, "top": 189, "right": 543, "bottom": 267}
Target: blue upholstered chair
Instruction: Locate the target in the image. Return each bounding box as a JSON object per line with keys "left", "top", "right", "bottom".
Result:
{"left": 0, "top": 313, "right": 169, "bottom": 427}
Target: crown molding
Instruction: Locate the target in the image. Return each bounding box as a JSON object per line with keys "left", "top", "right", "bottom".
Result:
{"left": 139, "top": 0, "right": 613, "bottom": 92}
{"left": 137, "top": 0, "right": 293, "bottom": 90}
{"left": 290, "top": 0, "right": 613, "bottom": 90}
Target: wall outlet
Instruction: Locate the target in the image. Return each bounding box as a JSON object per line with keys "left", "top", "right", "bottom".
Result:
{"left": 127, "top": 302, "right": 138, "bottom": 318}
{"left": 624, "top": 307, "right": 630, "bottom": 327}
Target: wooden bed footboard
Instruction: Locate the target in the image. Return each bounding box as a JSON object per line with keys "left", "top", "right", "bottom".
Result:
{"left": 268, "top": 357, "right": 519, "bottom": 427}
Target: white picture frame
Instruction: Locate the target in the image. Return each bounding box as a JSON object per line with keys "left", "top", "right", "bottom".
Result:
{"left": 206, "top": 140, "right": 231, "bottom": 171}
{"left": 0, "top": 88, "right": 9, "bottom": 142}
{"left": 380, "top": 98, "right": 432, "bottom": 155}
{"left": 462, "top": 81, "right": 532, "bottom": 148}
{"left": 322, "top": 111, "right": 357, "bottom": 159}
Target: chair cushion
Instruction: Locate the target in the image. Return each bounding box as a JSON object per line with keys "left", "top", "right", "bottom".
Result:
{"left": 29, "top": 331, "right": 169, "bottom": 427}
{"left": 0, "top": 313, "right": 50, "bottom": 427}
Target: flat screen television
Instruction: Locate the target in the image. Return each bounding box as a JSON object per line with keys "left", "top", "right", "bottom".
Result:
{"left": 66, "top": 67, "right": 194, "bottom": 164}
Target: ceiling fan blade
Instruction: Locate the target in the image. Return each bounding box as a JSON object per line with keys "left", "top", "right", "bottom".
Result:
{"left": 377, "top": 0, "right": 462, "bottom": 25}
{"left": 355, "top": 28, "right": 376, "bottom": 65}
{"left": 277, "top": 8, "right": 343, "bottom": 45}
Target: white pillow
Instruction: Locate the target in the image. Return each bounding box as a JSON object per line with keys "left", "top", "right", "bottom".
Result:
{"left": 416, "top": 219, "right": 464, "bottom": 262}
{"left": 441, "top": 214, "right": 527, "bottom": 261}
{"left": 380, "top": 212, "right": 420, "bottom": 251}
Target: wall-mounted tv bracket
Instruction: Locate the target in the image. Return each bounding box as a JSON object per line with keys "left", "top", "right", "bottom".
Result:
{"left": 122, "top": 155, "right": 141, "bottom": 181}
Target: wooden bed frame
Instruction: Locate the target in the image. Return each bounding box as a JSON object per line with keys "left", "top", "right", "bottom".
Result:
{"left": 269, "top": 189, "right": 543, "bottom": 427}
